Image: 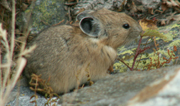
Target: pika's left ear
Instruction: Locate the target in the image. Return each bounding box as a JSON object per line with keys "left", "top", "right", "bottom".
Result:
{"left": 76, "top": 10, "right": 93, "bottom": 21}
{"left": 77, "top": 11, "right": 102, "bottom": 37}
{"left": 79, "top": 16, "right": 101, "bottom": 37}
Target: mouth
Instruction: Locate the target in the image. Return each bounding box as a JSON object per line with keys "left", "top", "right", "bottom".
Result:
{"left": 137, "top": 26, "right": 143, "bottom": 34}
{"left": 131, "top": 31, "right": 141, "bottom": 38}
{"left": 123, "top": 31, "right": 141, "bottom": 45}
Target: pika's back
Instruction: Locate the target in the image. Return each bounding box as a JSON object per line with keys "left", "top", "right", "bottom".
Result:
{"left": 24, "top": 8, "right": 142, "bottom": 94}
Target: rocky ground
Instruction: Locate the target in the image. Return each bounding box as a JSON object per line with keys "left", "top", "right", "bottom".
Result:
{"left": 7, "top": 65, "right": 180, "bottom": 106}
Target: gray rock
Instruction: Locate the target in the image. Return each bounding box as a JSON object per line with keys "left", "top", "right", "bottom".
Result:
{"left": 73, "top": 0, "right": 161, "bottom": 14}
{"left": 128, "top": 66, "right": 180, "bottom": 106}
{"left": 7, "top": 65, "right": 180, "bottom": 106}
{"left": 136, "top": 0, "right": 161, "bottom": 8}
{"left": 16, "top": 0, "right": 163, "bottom": 34}
{"left": 7, "top": 79, "right": 48, "bottom": 106}
{"left": 73, "top": 0, "right": 124, "bottom": 14}
{"left": 58, "top": 66, "right": 179, "bottom": 106}
{"left": 16, "top": 0, "right": 67, "bottom": 34}
{"left": 31, "top": 0, "right": 67, "bottom": 34}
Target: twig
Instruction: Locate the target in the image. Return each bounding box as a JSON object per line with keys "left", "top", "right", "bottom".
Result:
{"left": 52, "top": 19, "right": 65, "bottom": 26}
{"left": 135, "top": 37, "right": 151, "bottom": 69}
{"left": 117, "top": 58, "right": 131, "bottom": 69}
{"left": 119, "top": 36, "right": 150, "bottom": 71}
{"left": 131, "top": 36, "right": 143, "bottom": 70}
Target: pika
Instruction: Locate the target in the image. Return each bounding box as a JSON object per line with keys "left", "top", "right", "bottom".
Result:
{"left": 24, "top": 8, "right": 142, "bottom": 94}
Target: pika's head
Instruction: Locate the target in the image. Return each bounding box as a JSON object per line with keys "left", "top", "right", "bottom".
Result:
{"left": 77, "top": 8, "right": 142, "bottom": 49}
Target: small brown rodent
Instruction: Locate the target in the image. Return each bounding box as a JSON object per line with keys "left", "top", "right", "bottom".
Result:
{"left": 24, "top": 8, "right": 142, "bottom": 94}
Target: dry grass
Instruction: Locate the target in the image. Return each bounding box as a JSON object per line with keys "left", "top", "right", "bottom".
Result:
{"left": 0, "top": 0, "right": 36, "bottom": 105}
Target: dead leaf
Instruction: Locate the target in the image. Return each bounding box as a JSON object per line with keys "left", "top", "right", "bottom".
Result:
{"left": 161, "top": 2, "right": 169, "bottom": 12}
{"left": 148, "top": 8, "right": 154, "bottom": 15}
{"left": 173, "top": 14, "right": 180, "bottom": 21}
{"left": 169, "top": 0, "right": 179, "bottom": 7}
{"left": 137, "top": 5, "right": 145, "bottom": 13}
{"left": 173, "top": 7, "right": 180, "bottom": 13}
{"left": 161, "top": 0, "right": 180, "bottom": 13}
{"left": 175, "top": 0, "right": 180, "bottom": 5}
{"left": 130, "top": 1, "right": 138, "bottom": 14}
{"left": 166, "top": 1, "right": 173, "bottom": 8}
{"left": 139, "top": 18, "right": 158, "bottom": 31}
{"left": 139, "top": 18, "right": 170, "bottom": 40}
{"left": 160, "top": 20, "right": 166, "bottom": 26}
{"left": 166, "top": 12, "right": 176, "bottom": 24}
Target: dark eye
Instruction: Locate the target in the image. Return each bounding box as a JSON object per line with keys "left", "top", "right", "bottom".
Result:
{"left": 123, "top": 23, "right": 130, "bottom": 29}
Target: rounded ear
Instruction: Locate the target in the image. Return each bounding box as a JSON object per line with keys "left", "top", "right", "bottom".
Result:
{"left": 76, "top": 10, "right": 93, "bottom": 21}
{"left": 79, "top": 17, "right": 101, "bottom": 37}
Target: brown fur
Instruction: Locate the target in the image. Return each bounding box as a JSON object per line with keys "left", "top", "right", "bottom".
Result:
{"left": 24, "top": 8, "right": 142, "bottom": 94}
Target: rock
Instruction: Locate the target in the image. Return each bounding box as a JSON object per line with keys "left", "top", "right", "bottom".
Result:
{"left": 135, "top": 0, "right": 161, "bottom": 8}
{"left": 73, "top": 0, "right": 124, "bottom": 14}
{"left": 16, "top": 0, "right": 163, "bottom": 34}
{"left": 7, "top": 78, "right": 48, "bottom": 106}
{"left": 58, "top": 65, "right": 179, "bottom": 106}
{"left": 16, "top": 0, "right": 67, "bottom": 34}
{"left": 128, "top": 66, "right": 180, "bottom": 106}
{"left": 7, "top": 65, "right": 180, "bottom": 106}
{"left": 73, "top": 0, "right": 161, "bottom": 15}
